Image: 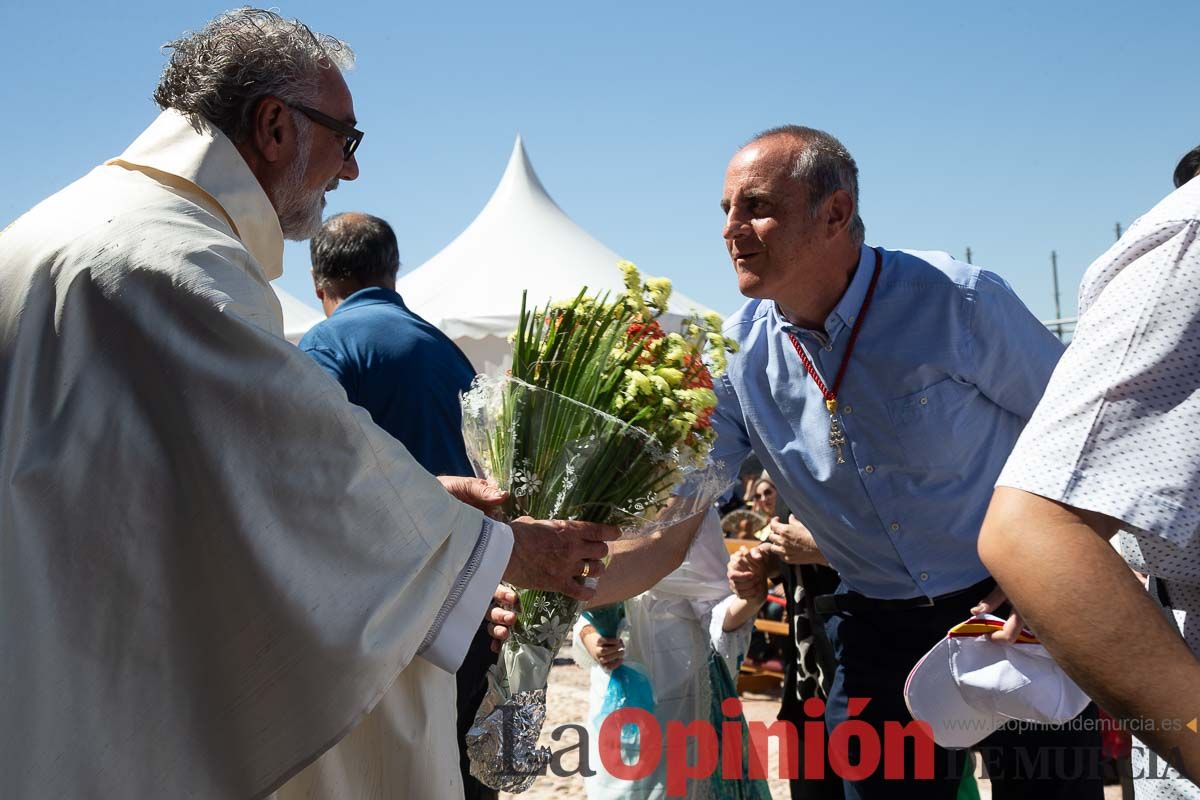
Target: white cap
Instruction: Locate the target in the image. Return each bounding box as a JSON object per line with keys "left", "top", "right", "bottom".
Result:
{"left": 903, "top": 615, "right": 1091, "bottom": 749}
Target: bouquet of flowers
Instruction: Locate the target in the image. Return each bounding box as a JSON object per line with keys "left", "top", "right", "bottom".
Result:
{"left": 463, "top": 261, "right": 735, "bottom": 791}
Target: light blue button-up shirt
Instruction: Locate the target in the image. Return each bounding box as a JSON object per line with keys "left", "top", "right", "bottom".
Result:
{"left": 712, "top": 245, "right": 1064, "bottom": 599}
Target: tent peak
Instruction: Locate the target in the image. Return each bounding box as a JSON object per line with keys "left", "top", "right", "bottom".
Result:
{"left": 496, "top": 134, "right": 554, "bottom": 208}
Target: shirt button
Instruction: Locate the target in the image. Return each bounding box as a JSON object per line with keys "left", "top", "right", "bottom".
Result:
{"left": 824, "top": 344, "right": 833, "bottom": 352}
{"left": 864, "top": 465, "right": 875, "bottom": 474}
{"left": 842, "top": 405, "right": 853, "bottom": 414}
{"left": 920, "top": 572, "right": 929, "bottom": 582}
{"left": 919, "top": 397, "right": 929, "bottom": 405}
{"left": 890, "top": 522, "right": 900, "bottom": 531}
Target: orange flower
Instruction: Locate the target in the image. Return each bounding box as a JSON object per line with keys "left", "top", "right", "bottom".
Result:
{"left": 626, "top": 319, "right": 665, "bottom": 343}
{"left": 680, "top": 355, "right": 714, "bottom": 390}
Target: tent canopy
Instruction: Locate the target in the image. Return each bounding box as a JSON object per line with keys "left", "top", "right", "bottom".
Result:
{"left": 274, "top": 284, "right": 325, "bottom": 344}
{"left": 275, "top": 137, "right": 716, "bottom": 371}
{"left": 395, "top": 136, "right": 714, "bottom": 373}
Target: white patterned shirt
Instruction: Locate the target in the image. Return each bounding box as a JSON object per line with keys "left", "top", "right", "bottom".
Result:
{"left": 997, "top": 177, "right": 1200, "bottom": 799}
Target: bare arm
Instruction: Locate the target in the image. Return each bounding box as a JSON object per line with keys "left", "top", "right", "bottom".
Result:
{"left": 723, "top": 544, "right": 773, "bottom": 631}
{"left": 577, "top": 623, "right": 625, "bottom": 671}
{"left": 722, "top": 594, "right": 766, "bottom": 632}
{"left": 979, "top": 486, "right": 1200, "bottom": 782}
{"left": 587, "top": 512, "right": 706, "bottom": 607}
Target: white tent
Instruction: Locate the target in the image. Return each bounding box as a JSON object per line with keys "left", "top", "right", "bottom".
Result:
{"left": 272, "top": 283, "right": 324, "bottom": 344}
{"left": 395, "top": 136, "right": 714, "bottom": 374}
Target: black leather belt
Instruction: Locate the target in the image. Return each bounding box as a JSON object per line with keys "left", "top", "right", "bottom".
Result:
{"left": 813, "top": 576, "right": 996, "bottom": 616}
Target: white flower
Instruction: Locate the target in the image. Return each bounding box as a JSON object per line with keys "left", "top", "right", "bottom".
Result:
{"left": 540, "top": 614, "right": 573, "bottom": 645}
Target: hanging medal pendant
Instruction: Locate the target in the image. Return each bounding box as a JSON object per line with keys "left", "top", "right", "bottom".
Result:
{"left": 826, "top": 398, "right": 847, "bottom": 464}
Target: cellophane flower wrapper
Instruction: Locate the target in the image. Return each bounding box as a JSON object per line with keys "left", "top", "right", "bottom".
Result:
{"left": 461, "top": 376, "right": 729, "bottom": 791}
{"left": 463, "top": 262, "right": 736, "bottom": 792}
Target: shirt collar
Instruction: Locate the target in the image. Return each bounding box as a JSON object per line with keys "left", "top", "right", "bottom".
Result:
{"left": 770, "top": 244, "right": 877, "bottom": 339}
{"left": 107, "top": 109, "right": 284, "bottom": 281}
{"left": 333, "top": 286, "right": 408, "bottom": 316}
{"left": 829, "top": 244, "right": 878, "bottom": 331}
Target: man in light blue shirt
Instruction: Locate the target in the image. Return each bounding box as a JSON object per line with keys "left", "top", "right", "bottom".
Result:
{"left": 715, "top": 246, "right": 1054, "bottom": 599}
{"left": 713, "top": 127, "right": 1100, "bottom": 799}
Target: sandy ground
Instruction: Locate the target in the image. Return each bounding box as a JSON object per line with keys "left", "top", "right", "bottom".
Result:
{"left": 501, "top": 656, "right": 1124, "bottom": 800}
{"left": 499, "top": 657, "right": 789, "bottom": 799}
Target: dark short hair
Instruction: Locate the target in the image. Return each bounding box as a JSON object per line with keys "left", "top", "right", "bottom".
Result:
{"left": 310, "top": 213, "right": 400, "bottom": 291}
{"left": 746, "top": 125, "right": 865, "bottom": 247}
{"left": 1174, "top": 144, "right": 1200, "bottom": 189}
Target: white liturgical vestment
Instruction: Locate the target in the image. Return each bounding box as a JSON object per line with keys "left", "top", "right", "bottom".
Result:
{"left": 0, "top": 109, "right": 512, "bottom": 799}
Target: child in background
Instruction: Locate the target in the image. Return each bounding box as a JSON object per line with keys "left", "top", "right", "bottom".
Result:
{"left": 573, "top": 510, "right": 772, "bottom": 799}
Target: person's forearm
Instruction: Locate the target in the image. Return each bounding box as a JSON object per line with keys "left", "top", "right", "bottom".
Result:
{"left": 723, "top": 594, "right": 766, "bottom": 631}
{"left": 979, "top": 487, "right": 1200, "bottom": 781}
{"left": 587, "top": 514, "right": 703, "bottom": 607}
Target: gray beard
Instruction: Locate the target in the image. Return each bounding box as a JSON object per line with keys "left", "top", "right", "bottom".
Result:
{"left": 272, "top": 128, "right": 325, "bottom": 241}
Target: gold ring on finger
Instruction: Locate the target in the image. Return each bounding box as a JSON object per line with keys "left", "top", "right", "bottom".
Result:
{"left": 580, "top": 561, "right": 591, "bottom": 578}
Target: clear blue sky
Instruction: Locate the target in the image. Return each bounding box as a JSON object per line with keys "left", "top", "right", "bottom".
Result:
{"left": 3, "top": 1, "right": 1197, "bottom": 320}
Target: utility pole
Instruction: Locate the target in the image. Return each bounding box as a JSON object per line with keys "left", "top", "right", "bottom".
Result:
{"left": 965, "top": 246, "right": 973, "bottom": 264}
{"left": 1051, "top": 250, "right": 1064, "bottom": 341}
{"left": 1115, "top": 222, "right": 1123, "bottom": 241}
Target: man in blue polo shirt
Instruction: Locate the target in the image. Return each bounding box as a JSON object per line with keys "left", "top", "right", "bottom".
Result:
{"left": 301, "top": 212, "right": 476, "bottom": 477}
{"left": 299, "top": 212, "right": 498, "bottom": 800}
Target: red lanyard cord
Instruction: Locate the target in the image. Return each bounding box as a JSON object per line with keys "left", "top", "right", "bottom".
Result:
{"left": 786, "top": 248, "right": 883, "bottom": 412}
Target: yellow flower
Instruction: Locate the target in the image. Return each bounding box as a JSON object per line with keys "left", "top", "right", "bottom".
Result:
{"left": 646, "top": 276, "right": 672, "bottom": 313}
{"left": 618, "top": 260, "right": 644, "bottom": 313}
{"left": 624, "top": 368, "right": 653, "bottom": 397}
{"left": 656, "top": 367, "right": 684, "bottom": 387}
{"left": 677, "top": 387, "right": 718, "bottom": 411}
{"left": 663, "top": 334, "right": 689, "bottom": 365}
{"left": 668, "top": 412, "right": 698, "bottom": 437}
{"left": 709, "top": 350, "right": 729, "bottom": 376}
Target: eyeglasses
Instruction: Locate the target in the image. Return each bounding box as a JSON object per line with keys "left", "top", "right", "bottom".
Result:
{"left": 288, "top": 102, "right": 363, "bottom": 160}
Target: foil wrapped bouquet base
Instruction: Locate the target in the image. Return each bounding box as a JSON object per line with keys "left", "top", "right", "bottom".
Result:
{"left": 467, "top": 688, "right": 551, "bottom": 793}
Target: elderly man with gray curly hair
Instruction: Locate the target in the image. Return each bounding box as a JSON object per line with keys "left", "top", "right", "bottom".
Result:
{"left": 0, "top": 9, "right": 618, "bottom": 800}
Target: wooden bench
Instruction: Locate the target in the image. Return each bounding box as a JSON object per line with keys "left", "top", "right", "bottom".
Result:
{"left": 725, "top": 538, "right": 759, "bottom": 555}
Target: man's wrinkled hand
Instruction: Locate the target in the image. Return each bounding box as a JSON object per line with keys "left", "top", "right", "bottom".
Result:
{"left": 485, "top": 585, "right": 520, "bottom": 653}
{"left": 438, "top": 476, "right": 508, "bottom": 516}
{"left": 504, "top": 517, "right": 620, "bottom": 601}
{"left": 763, "top": 514, "right": 827, "bottom": 565}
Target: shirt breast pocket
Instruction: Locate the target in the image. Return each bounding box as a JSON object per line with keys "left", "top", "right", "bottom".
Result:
{"left": 886, "top": 377, "right": 979, "bottom": 469}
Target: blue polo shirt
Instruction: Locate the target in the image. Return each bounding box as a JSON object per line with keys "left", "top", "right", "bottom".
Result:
{"left": 711, "top": 245, "right": 1065, "bottom": 599}
{"left": 298, "top": 287, "right": 476, "bottom": 477}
